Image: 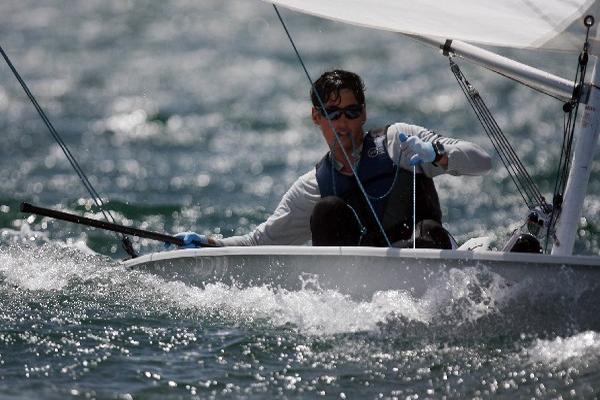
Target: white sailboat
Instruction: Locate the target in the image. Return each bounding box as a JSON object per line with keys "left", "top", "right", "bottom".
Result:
{"left": 6, "top": 0, "right": 594, "bottom": 298}
{"left": 121, "top": 0, "right": 600, "bottom": 298}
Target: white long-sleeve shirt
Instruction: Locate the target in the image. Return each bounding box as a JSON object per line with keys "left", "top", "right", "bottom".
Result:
{"left": 217, "top": 122, "right": 492, "bottom": 246}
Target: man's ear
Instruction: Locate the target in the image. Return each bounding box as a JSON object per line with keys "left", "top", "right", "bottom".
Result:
{"left": 311, "top": 107, "right": 320, "bottom": 125}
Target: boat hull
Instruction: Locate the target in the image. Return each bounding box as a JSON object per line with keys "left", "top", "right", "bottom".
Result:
{"left": 123, "top": 247, "right": 600, "bottom": 300}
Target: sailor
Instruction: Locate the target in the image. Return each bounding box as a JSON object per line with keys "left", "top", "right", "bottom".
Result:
{"left": 177, "top": 70, "right": 492, "bottom": 248}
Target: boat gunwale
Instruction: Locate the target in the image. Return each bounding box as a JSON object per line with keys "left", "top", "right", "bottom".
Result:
{"left": 122, "top": 246, "right": 600, "bottom": 268}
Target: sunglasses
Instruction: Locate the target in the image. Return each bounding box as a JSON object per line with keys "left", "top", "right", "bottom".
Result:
{"left": 319, "top": 104, "right": 363, "bottom": 120}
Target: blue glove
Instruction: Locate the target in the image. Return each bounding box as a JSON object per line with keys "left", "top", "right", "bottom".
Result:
{"left": 399, "top": 132, "right": 435, "bottom": 166}
{"left": 174, "top": 232, "right": 209, "bottom": 248}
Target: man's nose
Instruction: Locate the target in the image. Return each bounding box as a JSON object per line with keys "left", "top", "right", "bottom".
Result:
{"left": 333, "top": 115, "right": 349, "bottom": 131}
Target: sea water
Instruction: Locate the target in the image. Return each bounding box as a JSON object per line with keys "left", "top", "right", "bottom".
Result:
{"left": 1, "top": 0, "right": 599, "bottom": 398}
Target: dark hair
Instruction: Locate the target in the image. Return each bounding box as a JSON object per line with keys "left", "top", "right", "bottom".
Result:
{"left": 310, "top": 70, "right": 365, "bottom": 108}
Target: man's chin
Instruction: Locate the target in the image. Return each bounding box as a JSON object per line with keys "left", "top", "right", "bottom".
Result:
{"left": 330, "top": 141, "right": 354, "bottom": 153}
{"left": 330, "top": 147, "right": 353, "bottom": 157}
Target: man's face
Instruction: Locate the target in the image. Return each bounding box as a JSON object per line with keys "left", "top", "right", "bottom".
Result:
{"left": 312, "top": 88, "right": 366, "bottom": 160}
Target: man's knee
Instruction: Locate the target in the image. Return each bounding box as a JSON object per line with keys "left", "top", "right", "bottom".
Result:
{"left": 311, "top": 196, "right": 362, "bottom": 246}
{"left": 414, "top": 219, "right": 452, "bottom": 249}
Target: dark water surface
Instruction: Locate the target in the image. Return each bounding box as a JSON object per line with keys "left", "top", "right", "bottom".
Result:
{"left": 1, "top": 1, "right": 600, "bottom": 398}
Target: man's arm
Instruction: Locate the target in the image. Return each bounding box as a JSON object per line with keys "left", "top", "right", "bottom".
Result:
{"left": 215, "top": 170, "right": 320, "bottom": 246}
{"left": 387, "top": 122, "right": 492, "bottom": 177}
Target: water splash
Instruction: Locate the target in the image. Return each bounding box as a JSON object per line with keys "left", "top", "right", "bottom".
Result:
{"left": 3, "top": 237, "right": 598, "bottom": 339}
{"left": 527, "top": 331, "right": 600, "bottom": 366}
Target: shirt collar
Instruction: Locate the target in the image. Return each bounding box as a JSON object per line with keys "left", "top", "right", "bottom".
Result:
{"left": 330, "top": 143, "right": 363, "bottom": 172}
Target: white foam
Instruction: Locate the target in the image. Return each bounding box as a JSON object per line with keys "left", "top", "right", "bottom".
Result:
{"left": 146, "top": 279, "right": 423, "bottom": 335}
{"left": 0, "top": 238, "right": 110, "bottom": 291}
{"left": 527, "top": 331, "right": 600, "bottom": 365}
{"left": 135, "top": 266, "right": 522, "bottom": 335}
{"left": 418, "top": 266, "right": 520, "bottom": 324}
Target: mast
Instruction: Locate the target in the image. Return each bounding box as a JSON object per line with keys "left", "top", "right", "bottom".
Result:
{"left": 552, "top": 19, "right": 600, "bottom": 256}
{"left": 552, "top": 54, "right": 600, "bottom": 255}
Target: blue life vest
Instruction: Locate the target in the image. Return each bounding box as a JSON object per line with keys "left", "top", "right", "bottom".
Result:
{"left": 315, "top": 126, "right": 442, "bottom": 246}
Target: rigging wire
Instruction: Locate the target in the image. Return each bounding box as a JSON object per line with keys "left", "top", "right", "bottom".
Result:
{"left": 272, "top": 5, "right": 392, "bottom": 247}
{"left": 449, "top": 58, "right": 548, "bottom": 212}
{"left": 449, "top": 15, "right": 593, "bottom": 253}
{"left": 0, "top": 44, "right": 137, "bottom": 258}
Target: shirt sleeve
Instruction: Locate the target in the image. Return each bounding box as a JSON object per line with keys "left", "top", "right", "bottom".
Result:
{"left": 216, "top": 170, "right": 320, "bottom": 246}
{"left": 386, "top": 122, "right": 492, "bottom": 177}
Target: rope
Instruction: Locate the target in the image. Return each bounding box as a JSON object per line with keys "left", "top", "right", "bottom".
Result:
{"left": 0, "top": 44, "right": 137, "bottom": 258}
{"left": 273, "top": 5, "right": 392, "bottom": 247}
{"left": 0, "top": 45, "right": 113, "bottom": 222}
{"left": 449, "top": 59, "right": 548, "bottom": 212}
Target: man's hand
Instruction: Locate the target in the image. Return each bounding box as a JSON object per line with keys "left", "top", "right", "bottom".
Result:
{"left": 399, "top": 132, "right": 436, "bottom": 166}
{"left": 175, "top": 232, "right": 209, "bottom": 248}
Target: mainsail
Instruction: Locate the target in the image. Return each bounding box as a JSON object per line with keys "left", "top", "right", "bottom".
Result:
{"left": 264, "top": 0, "right": 598, "bottom": 52}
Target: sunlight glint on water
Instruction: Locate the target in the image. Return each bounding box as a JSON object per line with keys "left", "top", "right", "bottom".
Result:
{"left": 0, "top": 0, "right": 599, "bottom": 398}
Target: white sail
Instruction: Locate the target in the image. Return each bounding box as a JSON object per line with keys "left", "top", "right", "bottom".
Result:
{"left": 265, "top": 0, "right": 598, "bottom": 52}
